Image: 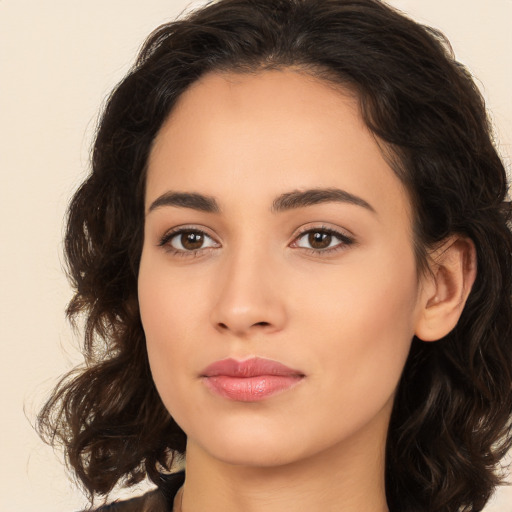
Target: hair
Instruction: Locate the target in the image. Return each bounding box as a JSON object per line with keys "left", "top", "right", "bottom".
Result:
{"left": 38, "top": 1, "right": 512, "bottom": 511}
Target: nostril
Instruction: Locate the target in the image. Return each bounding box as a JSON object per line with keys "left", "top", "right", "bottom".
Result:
{"left": 216, "top": 321, "right": 270, "bottom": 330}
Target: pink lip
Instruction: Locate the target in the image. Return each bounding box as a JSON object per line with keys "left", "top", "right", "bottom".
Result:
{"left": 201, "top": 357, "right": 305, "bottom": 402}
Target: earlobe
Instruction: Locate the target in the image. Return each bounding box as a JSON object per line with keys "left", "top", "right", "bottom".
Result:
{"left": 415, "top": 236, "right": 477, "bottom": 342}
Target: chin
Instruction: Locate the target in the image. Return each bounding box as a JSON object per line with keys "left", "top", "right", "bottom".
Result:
{"left": 188, "top": 420, "right": 311, "bottom": 468}
{"left": 205, "top": 442, "right": 303, "bottom": 468}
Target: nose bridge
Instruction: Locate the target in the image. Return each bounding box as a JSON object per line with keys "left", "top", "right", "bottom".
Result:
{"left": 210, "top": 234, "right": 286, "bottom": 335}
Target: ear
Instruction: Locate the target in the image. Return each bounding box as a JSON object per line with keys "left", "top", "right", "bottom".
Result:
{"left": 415, "top": 236, "right": 477, "bottom": 342}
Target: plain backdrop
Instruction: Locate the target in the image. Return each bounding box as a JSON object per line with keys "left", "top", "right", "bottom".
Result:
{"left": 1, "top": 1, "right": 511, "bottom": 510}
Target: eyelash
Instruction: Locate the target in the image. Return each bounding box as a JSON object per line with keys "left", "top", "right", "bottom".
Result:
{"left": 158, "top": 225, "right": 355, "bottom": 258}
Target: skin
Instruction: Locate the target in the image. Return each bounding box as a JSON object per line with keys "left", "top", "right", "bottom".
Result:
{"left": 138, "top": 69, "right": 475, "bottom": 512}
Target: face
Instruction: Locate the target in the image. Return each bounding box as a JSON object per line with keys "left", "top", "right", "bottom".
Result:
{"left": 138, "top": 69, "right": 427, "bottom": 469}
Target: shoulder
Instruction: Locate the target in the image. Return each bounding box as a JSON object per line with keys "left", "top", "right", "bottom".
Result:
{"left": 90, "top": 489, "right": 168, "bottom": 512}
{"left": 85, "top": 471, "right": 185, "bottom": 512}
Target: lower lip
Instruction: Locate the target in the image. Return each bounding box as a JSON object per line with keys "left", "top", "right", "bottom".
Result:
{"left": 203, "top": 375, "right": 303, "bottom": 402}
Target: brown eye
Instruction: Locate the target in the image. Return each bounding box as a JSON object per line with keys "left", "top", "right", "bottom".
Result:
{"left": 308, "top": 231, "right": 332, "bottom": 249}
{"left": 293, "top": 227, "right": 354, "bottom": 253}
{"left": 180, "top": 231, "right": 204, "bottom": 250}
{"left": 165, "top": 229, "right": 218, "bottom": 252}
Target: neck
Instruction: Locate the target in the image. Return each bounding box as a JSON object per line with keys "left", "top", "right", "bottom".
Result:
{"left": 178, "top": 409, "right": 390, "bottom": 512}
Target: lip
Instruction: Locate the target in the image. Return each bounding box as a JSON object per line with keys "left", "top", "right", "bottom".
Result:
{"left": 201, "top": 357, "right": 305, "bottom": 402}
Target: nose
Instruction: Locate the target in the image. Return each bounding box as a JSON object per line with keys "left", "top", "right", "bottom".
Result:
{"left": 209, "top": 248, "right": 287, "bottom": 337}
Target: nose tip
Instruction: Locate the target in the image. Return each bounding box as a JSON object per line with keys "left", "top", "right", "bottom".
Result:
{"left": 213, "top": 304, "right": 284, "bottom": 337}
{"left": 209, "top": 261, "right": 287, "bottom": 337}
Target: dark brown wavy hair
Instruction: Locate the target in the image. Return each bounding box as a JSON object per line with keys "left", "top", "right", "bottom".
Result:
{"left": 38, "top": 1, "right": 512, "bottom": 511}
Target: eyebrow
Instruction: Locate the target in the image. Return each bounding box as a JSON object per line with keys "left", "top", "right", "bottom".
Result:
{"left": 148, "top": 192, "right": 220, "bottom": 214}
{"left": 147, "top": 188, "right": 375, "bottom": 215}
{"left": 271, "top": 188, "right": 375, "bottom": 213}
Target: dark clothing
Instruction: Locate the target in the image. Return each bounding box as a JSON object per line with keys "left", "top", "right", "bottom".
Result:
{"left": 92, "top": 471, "right": 185, "bottom": 512}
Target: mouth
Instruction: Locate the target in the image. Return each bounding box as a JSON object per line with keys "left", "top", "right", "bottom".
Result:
{"left": 200, "top": 357, "right": 305, "bottom": 402}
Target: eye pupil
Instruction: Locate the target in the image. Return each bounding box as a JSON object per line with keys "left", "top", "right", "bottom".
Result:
{"left": 182, "top": 231, "right": 204, "bottom": 250}
{"left": 308, "top": 231, "right": 331, "bottom": 249}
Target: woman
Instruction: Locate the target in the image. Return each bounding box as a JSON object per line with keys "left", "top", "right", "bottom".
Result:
{"left": 38, "top": 1, "right": 512, "bottom": 511}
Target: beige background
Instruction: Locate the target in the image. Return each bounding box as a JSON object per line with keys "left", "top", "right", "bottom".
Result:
{"left": 1, "top": 0, "right": 511, "bottom": 510}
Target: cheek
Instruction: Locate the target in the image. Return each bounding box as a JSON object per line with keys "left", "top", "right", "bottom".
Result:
{"left": 139, "top": 246, "right": 208, "bottom": 339}
{"left": 299, "top": 248, "right": 419, "bottom": 397}
{"left": 138, "top": 255, "right": 204, "bottom": 396}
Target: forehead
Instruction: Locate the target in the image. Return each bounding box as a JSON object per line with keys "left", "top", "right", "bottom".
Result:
{"left": 146, "top": 69, "right": 411, "bottom": 223}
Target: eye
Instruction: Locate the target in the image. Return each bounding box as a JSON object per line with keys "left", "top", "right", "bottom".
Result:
{"left": 159, "top": 228, "right": 219, "bottom": 254}
{"left": 292, "top": 227, "right": 354, "bottom": 253}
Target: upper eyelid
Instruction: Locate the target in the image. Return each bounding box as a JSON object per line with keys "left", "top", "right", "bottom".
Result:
{"left": 293, "top": 223, "right": 354, "bottom": 240}
{"left": 159, "top": 225, "right": 219, "bottom": 242}
{"left": 159, "top": 223, "right": 352, "bottom": 238}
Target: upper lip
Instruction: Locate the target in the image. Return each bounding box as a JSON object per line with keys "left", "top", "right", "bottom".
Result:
{"left": 201, "top": 357, "right": 304, "bottom": 378}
